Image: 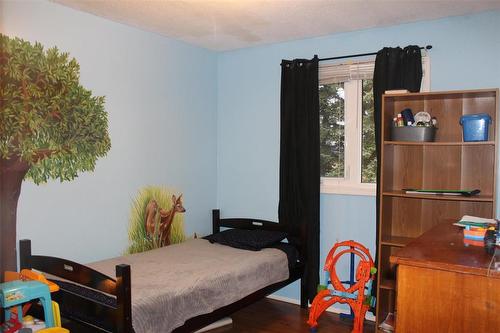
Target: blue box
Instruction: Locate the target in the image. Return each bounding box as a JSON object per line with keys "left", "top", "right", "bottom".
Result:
{"left": 460, "top": 113, "right": 492, "bottom": 142}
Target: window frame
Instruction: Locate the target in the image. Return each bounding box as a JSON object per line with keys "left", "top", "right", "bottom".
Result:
{"left": 320, "top": 56, "right": 431, "bottom": 196}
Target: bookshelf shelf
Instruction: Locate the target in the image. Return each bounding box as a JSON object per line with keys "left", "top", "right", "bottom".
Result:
{"left": 384, "top": 140, "right": 495, "bottom": 146}
{"left": 382, "top": 190, "right": 494, "bottom": 202}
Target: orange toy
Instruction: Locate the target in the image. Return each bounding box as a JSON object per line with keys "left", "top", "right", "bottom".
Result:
{"left": 4, "top": 269, "right": 60, "bottom": 316}
{"left": 307, "top": 240, "right": 376, "bottom": 333}
{"left": 5, "top": 270, "right": 59, "bottom": 292}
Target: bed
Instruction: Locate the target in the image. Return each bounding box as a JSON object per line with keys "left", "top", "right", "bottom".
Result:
{"left": 19, "top": 209, "right": 308, "bottom": 332}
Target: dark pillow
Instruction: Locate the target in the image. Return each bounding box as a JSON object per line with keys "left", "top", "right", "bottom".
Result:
{"left": 204, "top": 229, "right": 287, "bottom": 251}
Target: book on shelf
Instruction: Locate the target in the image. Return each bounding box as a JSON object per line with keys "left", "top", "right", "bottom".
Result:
{"left": 402, "top": 188, "right": 480, "bottom": 197}
{"left": 454, "top": 215, "right": 497, "bottom": 228}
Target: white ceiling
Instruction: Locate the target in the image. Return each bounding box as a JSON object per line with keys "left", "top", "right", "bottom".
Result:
{"left": 52, "top": 0, "right": 500, "bottom": 51}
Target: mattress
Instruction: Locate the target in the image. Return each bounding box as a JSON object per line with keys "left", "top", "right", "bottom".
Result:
{"left": 86, "top": 238, "right": 292, "bottom": 333}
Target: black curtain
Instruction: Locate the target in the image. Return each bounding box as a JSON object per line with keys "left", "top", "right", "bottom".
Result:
{"left": 372, "top": 45, "right": 422, "bottom": 301}
{"left": 278, "top": 56, "right": 320, "bottom": 305}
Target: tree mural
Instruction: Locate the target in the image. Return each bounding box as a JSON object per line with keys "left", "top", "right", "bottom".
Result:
{"left": 0, "top": 34, "right": 111, "bottom": 275}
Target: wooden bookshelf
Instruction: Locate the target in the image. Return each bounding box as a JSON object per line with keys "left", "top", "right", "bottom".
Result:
{"left": 375, "top": 89, "right": 499, "bottom": 330}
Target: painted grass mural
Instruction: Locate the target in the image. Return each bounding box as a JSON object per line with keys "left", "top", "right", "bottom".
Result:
{"left": 127, "top": 186, "right": 186, "bottom": 254}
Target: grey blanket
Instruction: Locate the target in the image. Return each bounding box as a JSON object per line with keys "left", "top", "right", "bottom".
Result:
{"left": 89, "top": 238, "right": 289, "bottom": 333}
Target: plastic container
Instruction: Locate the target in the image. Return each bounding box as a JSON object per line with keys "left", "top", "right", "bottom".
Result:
{"left": 460, "top": 113, "right": 491, "bottom": 142}
{"left": 391, "top": 126, "right": 436, "bottom": 142}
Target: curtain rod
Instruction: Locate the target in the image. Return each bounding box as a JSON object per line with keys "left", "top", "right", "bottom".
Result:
{"left": 318, "top": 45, "right": 432, "bottom": 62}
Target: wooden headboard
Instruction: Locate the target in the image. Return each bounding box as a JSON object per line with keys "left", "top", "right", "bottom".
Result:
{"left": 212, "top": 209, "right": 286, "bottom": 233}
{"left": 211, "top": 209, "right": 304, "bottom": 262}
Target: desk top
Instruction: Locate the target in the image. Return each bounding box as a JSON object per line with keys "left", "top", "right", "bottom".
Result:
{"left": 390, "top": 223, "right": 499, "bottom": 278}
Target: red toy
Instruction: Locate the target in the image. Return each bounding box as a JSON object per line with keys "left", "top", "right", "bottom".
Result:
{"left": 307, "top": 240, "right": 376, "bottom": 333}
{"left": 1, "top": 312, "right": 22, "bottom": 333}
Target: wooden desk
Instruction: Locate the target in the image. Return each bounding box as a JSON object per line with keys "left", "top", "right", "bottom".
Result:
{"left": 390, "top": 223, "right": 500, "bottom": 333}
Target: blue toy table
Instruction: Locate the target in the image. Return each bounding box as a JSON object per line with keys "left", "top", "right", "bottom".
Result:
{"left": 0, "top": 280, "right": 54, "bottom": 328}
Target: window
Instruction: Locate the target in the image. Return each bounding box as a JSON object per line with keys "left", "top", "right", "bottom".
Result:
{"left": 319, "top": 56, "right": 430, "bottom": 195}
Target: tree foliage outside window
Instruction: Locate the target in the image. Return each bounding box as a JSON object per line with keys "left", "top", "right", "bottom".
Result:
{"left": 319, "top": 83, "right": 344, "bottom": 177}
{"left": 361, "top": 80, "right": 376, "bottom": 183}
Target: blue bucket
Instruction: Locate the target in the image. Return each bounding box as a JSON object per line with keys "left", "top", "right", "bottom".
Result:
{"left": 460, "top": 113, "right": 492, "bottom": 142}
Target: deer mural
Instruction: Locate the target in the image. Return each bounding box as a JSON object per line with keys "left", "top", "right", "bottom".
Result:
{"left": 144, "top": 199, "right": 159, "bottom": 236}
{"left": 144, "top": 194, "right": 185, "bottom": 247}
{"left": 159, "top": 194, "right": 185, "bottom": 246}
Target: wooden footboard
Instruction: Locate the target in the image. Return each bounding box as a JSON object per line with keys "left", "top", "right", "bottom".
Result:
{"left": 19, "top": 239, "right": 133, "bottom": 333}
{"left": 19, "top": 209, "right": 306, "bottom": 332}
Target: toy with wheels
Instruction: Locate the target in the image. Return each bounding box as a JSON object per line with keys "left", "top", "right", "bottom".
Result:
{"left": 307, "top": 240, "right": 376, "bottom": 333}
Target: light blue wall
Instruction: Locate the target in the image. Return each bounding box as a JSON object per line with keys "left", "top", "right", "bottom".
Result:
{"left": 1, "top": 0, "right": 218, "bottom": 262}
{"left": 217, "top": 10, "right": 500, "bottom": 302}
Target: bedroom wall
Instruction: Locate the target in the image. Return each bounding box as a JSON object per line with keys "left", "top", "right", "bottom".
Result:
{"left": 217, "top": 10, "right": 500, "bottom": 305}
{"left": 1, "top": 0, "right": 218, "bottom": 262}
{"left": 2, "top": 0, "right": 500, "bottom": 312}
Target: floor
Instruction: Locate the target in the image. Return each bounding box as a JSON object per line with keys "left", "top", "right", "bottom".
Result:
{"left": 209, "top": 298, "right": 376, "bottom": 333}
{"left": 61, "top": 298, "right": 376, "bottom": 332}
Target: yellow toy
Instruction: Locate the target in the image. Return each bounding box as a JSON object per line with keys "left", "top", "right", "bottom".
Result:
{"left": 38, "top": 328, "right": 70, "bottom": 333}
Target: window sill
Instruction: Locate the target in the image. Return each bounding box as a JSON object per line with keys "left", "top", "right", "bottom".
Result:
{"left": 320, "top": 182, "right": 376, "bottom": 196}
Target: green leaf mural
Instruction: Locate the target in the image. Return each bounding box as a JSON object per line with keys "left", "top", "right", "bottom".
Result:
{"left": 0, "top": 34, "right": 111, "bottom": 275}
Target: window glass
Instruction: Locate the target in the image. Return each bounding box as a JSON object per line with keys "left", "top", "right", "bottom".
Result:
{"left": 361, "top": 79, "right": 376, "bottom": 183}
{"left": 319, "top": 83, "right": 345, "bottom": 178}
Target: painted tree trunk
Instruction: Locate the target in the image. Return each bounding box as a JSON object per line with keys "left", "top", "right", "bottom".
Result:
{"left": 0, "top": 157, "right": 29, "bottom": 280}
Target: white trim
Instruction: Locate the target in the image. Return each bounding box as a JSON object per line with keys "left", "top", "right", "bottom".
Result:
{"left": 266, "top": 294, "right": 376, "bottom": 322}
{"left": 320, "top": 181, "right": 376, "bottom": 196}
{"left": 266, "top": 294, "right": 301, "bottom": 305}
{"left": 344, "top": 80, "right": 359, "bottom": 183}
{"left": 421, "top": 54, "right": 431, "bottom": 92}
